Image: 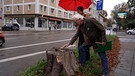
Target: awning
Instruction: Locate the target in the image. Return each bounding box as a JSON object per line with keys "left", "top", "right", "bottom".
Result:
{"left": 49, "top": 18, "right": 61, "bottom": 21}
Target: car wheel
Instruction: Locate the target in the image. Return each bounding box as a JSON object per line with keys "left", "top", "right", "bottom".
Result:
{"left": 13, "top": 26, "right": 19, "bottom": 31}
{"left": 128, "top": 32, "right": 132, "bottom": 35}
{"left": 0, "top": 37, "right": 4, "bottom": 46}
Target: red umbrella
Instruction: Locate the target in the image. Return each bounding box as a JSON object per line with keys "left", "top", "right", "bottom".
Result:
{"left": 58, "top": 0, "right": 92, "bottom": 11}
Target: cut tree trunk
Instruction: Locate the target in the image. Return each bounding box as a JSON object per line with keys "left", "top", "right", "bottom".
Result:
{"left": 45, "top": 47, "right": 79, "bottom": 76}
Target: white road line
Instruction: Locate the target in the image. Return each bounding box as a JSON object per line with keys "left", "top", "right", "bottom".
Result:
{"left": 0, "top": 51, "right": 47, "bottom": 63}
{"left": 0, "top": 39, "right": 70, "bottom": 51}
{"left": 6, "top": 38, "right": 17, "bottom": 40}
{"left": 0, "top": 45, "right": 75, "bottom": 63}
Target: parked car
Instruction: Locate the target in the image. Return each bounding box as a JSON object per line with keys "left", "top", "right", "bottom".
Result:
{"left": 106, "top": 27, "right": 112, "bottom": 30}
{"left": 112, "top": 28, "right": 118, "bottom": 32}
{"left": 0, "top": 31, "right": 5, "bottom": 46}
{"left": 126, "top": 28, "right": 135, "bottom": 35}
{"left": 2, "top": 23, "right": 20, "bottom": 31}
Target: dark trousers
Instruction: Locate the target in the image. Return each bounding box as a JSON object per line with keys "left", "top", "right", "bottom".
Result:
{"left": 98, "top": 52, "right": 108, "bottom": 75}
{"left": 78, "top": 44, "right": 108, "bottom": 75}
{"left": 78, "top": 32, "right": 90, "bottom": 64}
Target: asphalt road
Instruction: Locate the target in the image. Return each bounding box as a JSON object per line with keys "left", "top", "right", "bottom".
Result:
{"left": 0, "top": 30, "right": 76, "bottom": 76}
{"left": 0, "top": 30, "right": 134, "bottom": 76}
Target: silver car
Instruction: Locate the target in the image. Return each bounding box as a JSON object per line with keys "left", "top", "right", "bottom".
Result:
{"left": 126, "top": 28, "right": 135, "bottom": 35}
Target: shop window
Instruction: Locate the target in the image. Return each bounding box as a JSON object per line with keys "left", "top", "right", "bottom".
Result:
{"left": 25, "top": 18, "right": 34, "bottom": 28}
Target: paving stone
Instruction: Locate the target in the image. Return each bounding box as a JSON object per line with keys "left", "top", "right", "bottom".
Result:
{"left": 113, "top": 68, "right": 130, "bottom": 76}
{"left": 131, "top": 63, "right": 135, "bottom": 72}
{"left": 131, "top": 71, "right": 135, "bottom": 76}
{"left": 110, "top": 73, "right": 128, "bottom": 76}
{"left": 116, "top": 60, "right": 132, "bottom": 71}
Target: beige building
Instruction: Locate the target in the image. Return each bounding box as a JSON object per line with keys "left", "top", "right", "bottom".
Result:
{"left": 3, "top": 0, "right": 74, "bottom": 30}
{"left": 0, "top": 0, "right": 4, "bottom": 26}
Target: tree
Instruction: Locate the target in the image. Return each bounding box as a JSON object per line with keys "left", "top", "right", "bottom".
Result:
{"left": 127, "top": 0, "right": 135, "bottom": 29}
{"left": 111, "top": 2, "right": 129, "bottom": 30}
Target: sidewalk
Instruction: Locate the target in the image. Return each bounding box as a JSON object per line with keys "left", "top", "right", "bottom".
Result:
{"left": 110, "top": 33, "right": 135, "bottom": 76}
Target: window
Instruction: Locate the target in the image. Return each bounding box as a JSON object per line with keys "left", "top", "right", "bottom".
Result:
{"left": 40, "top": 5, "right": 43, "bottom": 11}
{"left": 51, "top": 8, "right": 54, "bottom": 14}
{"left": 0, "top": 0, "right": 2, "bottom": 3}
{"left": 51, "top": 0, "right": 54, "bottom": 3}
{"left": 44, "top": 6, "right": 47, "bottom": 12}
{"left": 69, "top": 14, "right": 72, "bottom": 18}
{"left": 17, "top": 5, "right": 19, "bottom": 11}
{"left": 64, "top": 12, "right": 68, "bottom": 17}
{"left": 28, "top": 4, "right": 31, "bottom": 10}
{"left": 89, "top": 8, "right": 91, "bottom": 12}
{"left": 6, "top": 0, "right": 9, "bottom": 2}
{"left": 6, "top": 6, "right": 10, "bottom": 11}
{"left": 0, "top": 8, "right": 2, "bottom": 13}
{"left": 58, "top": 10, "right": 61, "bottom": 16}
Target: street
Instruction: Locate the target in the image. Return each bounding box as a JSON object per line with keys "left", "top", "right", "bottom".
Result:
{"left": 0, "top": 30, "right": 135, "bottom": 76}
{"left": 0, "top": 30, "right": 76, "bottom": 76}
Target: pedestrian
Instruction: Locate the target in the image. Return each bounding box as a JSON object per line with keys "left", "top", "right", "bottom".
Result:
{"left": 62, "top": 14, "right": 108, "bottom": 76}
{"left": 49, "top": 25, "right": 51, "bottom": 31}
{"left": 54, "top": 24, "right": 57, "bottom": 30}
{"left": 77, "top": 6, "right": 90, "bottom": 18}
{"left": 76, "top": 6, "right": 90, "bottom": 61}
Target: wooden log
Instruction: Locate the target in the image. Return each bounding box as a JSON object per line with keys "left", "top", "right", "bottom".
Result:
{"left": 45, "top": 47, "right": 79, "bottom": 76}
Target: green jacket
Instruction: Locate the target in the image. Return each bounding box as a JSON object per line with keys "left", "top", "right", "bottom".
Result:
{"left": 70, "top": 18, "right": 107, "bottom": 51}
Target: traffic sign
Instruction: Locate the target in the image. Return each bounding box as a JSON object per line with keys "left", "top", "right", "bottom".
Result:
{"left": 96, "top": 0, "right": 103, "bottom": 10}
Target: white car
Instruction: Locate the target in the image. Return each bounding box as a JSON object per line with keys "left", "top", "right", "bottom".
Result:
{"left": 126, "top": 28, "right": 135, "bottom": 35}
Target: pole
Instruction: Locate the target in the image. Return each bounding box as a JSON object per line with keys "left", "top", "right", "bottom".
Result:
{"left": 42, "top": 15, "right": 43, "bottom": 30}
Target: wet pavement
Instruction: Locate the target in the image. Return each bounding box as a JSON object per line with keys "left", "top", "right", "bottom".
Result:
{"left": 110, "top": 32, "right": 135, "bottom": 76}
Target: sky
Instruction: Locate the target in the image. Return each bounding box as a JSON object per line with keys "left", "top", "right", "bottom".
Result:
{"left": 102, "top": 0, "right": 128, "bottom": 18}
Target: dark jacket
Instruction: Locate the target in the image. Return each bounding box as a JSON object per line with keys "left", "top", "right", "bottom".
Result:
{"left": 69, "top": 18, "right": 107, "bottom": 51}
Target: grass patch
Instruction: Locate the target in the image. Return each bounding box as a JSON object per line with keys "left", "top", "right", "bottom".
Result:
{"left": 17, "top": 35, "right": 116, "bottom": 76}
{"left": 16, "top": 58, "right": 47, "bottom": 76}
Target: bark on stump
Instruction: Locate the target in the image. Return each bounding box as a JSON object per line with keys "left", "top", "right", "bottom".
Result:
{"left": 45, "top": 47, "right": 79, "bottom": 76}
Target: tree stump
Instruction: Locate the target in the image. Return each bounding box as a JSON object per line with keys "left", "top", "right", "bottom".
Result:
{"left": 45, "top": 47, "right": 79, "bottom": 76}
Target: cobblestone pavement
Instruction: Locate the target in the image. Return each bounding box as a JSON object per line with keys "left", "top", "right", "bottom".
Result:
{"left": 110, "top": 32, "right": 135, "bottom": 76}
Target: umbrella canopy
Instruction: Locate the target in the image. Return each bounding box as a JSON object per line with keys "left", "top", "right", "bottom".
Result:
{"left": 58, "top": 0, "right": 92, "bottom": 11}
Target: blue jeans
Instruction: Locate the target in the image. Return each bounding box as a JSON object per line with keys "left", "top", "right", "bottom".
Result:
{"left": 78, "top": 45, "right": 89, "bottom": 65}
{"left": 98, "top": 52, "right": 108, "bottom": 76}
{"left": 78, "top": 45, "right": 108, "bottom": 75}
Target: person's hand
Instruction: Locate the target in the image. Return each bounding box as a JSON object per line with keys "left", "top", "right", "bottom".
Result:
{"left": 102, "top": 42, "right": 106, "bottom": 46}
{"left": 61, "top": 43, "right": 70, "bottom": 49}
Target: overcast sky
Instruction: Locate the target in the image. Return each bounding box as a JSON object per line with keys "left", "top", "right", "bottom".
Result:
{"left": 102, "top": 0, "right": 128, "bottom": 18}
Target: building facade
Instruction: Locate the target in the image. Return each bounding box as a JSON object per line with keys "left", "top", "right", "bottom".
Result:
{"left": 0, "top": 0, "right": 4, "bottom": 26}
{"left": 3, "top": 0, "right": 74, "bottom": 30}
{"left": 1, "top": 0, "right": 106, "bottom": 31}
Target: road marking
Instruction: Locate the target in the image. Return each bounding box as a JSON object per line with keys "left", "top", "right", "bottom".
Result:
{"left": 0, "top": 45, "right": 75, "bottom": 63}
{"left": 6, "top": 38, "right": 17, "bottom": 40}
{"left": 0, "top": 39, "right": 71, "bottom": 51}
{"left": 0, "top": 51, "right": 46, "bottom": 63}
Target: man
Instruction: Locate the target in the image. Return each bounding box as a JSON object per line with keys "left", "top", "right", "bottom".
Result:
{"left": 77, "top": 6, "right": 90, "bottom": 18}
{"left": 62, "top": 14, "right": 108, "bottom": 76}
{"left": 76, "top": 6, "right": 90, "bottom": 61}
